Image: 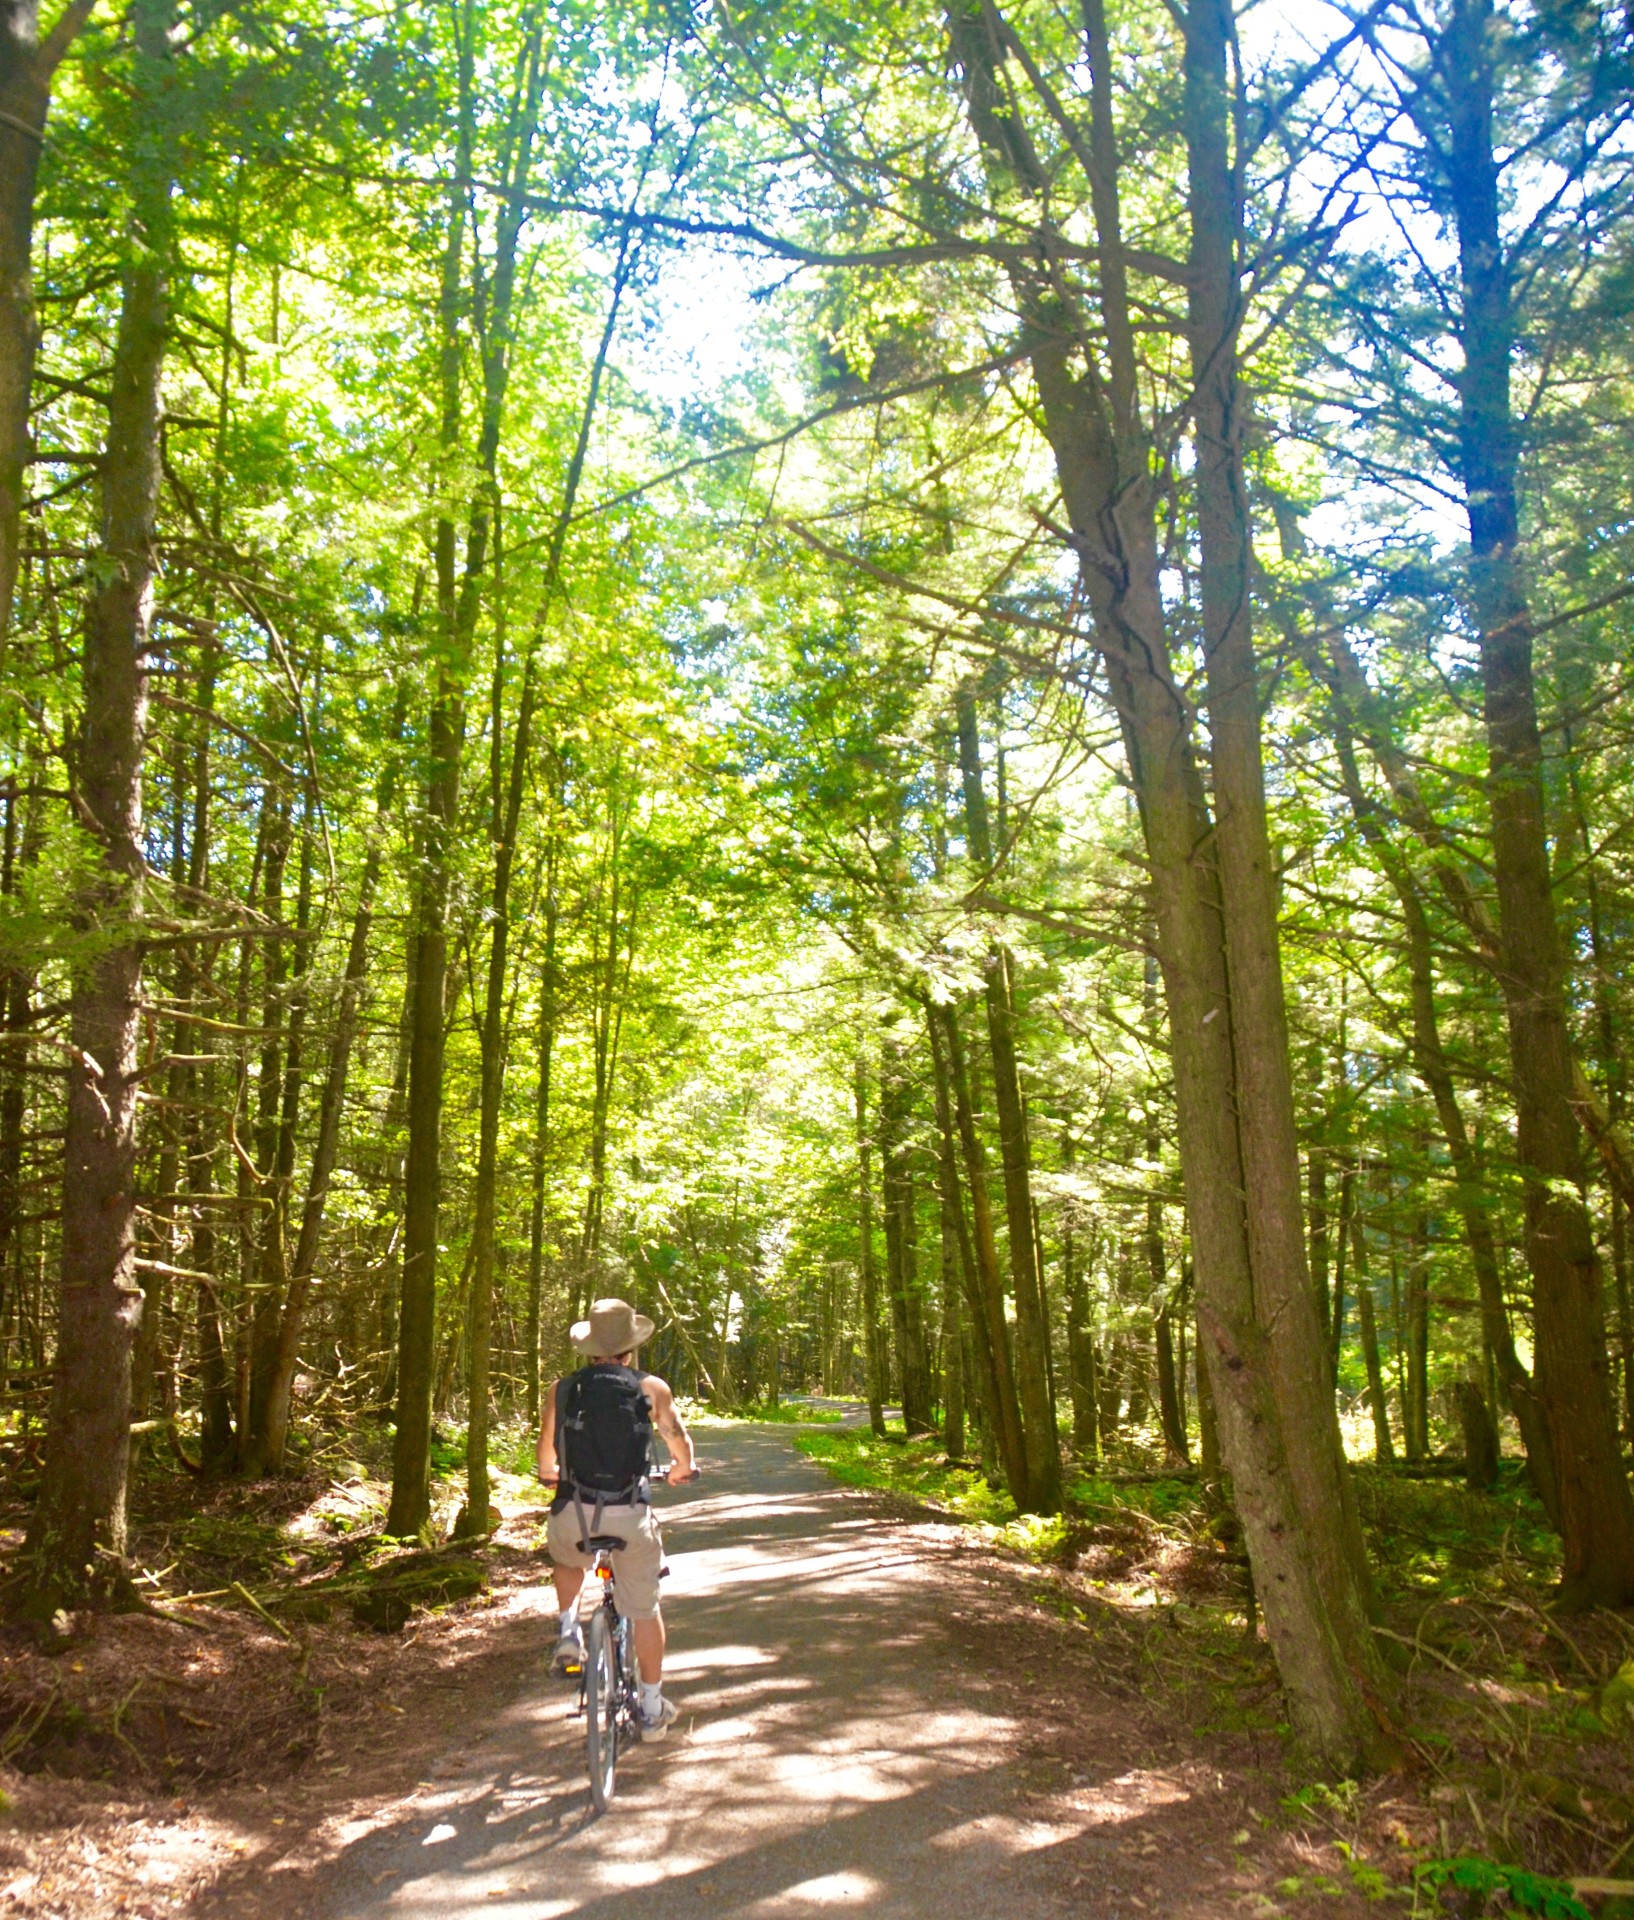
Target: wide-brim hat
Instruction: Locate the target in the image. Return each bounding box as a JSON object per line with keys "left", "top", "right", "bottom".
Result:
{"left": 570, "top": 1297, "right": 655, "bottom": 1358}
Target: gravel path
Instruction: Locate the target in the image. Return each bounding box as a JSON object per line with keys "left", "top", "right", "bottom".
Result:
{"left": 311, "top": 1421, "right": 1128, "bottom": 1920}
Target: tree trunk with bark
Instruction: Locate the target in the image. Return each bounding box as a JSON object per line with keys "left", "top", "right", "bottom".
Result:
{"left": 240, "top": 687, "right": 408, "bottom": 1476}
{"left": 954, "top": 685, "right": 1058, "bottom": 1507}
{"left": 941, "top": 1189, "right": 966, "bottom": 1457}
{"left": 388, "top": 181, "right": 472, "bottom": 1540}
{"left": 944, "top": 0, "right": 1394, "bottom": 1768}
{"left": 854, "top": 1060, "right": 886, "bottom": 1437}
{"left": 246, "top": 796, "right": 307, "bottom": 1462}
{"left": 1145, "top": 1088, "right": 1187, "bottom": 1463}
{"left": 525, "top": 841, "right": 558, "bottom": 1415}
{"left": 1405, "top": 1214, "right": 1430, "bottom": 1463}
{"left": 1181, "top": 0, "right": 1383, "bottom": 1669}
{"left": 1350, "top": 1207, "right": 1396, "bottom": 1465}
{"left": 15, "top": 0, "right": 171, "bottom": 1614}
{"left": 1064, "top": 1180, "right": 1098, "bottom": 1461}
{"left": 1317, "top": 690, "right": 1560, "bottom": 1515}
{"left": 0, "top": 0, "right": 92, "bottom": 640}
{"left": 929, "top": 996, "right": 1029, "bottom": 1500}
{"left": 1437, "top": 0, "right": 1634, "bottom": 1608}
{"left": 881, "top": 1036, "right": 932, "bottom": 1434}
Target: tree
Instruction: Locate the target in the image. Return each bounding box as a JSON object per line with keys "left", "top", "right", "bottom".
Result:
{"left": 15, "top": 0, "right": 172, "bottom": 1614}
{"left": 0, "top": 0, "right": 92, "bottom": 639}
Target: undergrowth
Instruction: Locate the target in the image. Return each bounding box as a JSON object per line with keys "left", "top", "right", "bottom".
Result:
{"left": 679, "top": 1396, "right": 847, "bottom": 1426}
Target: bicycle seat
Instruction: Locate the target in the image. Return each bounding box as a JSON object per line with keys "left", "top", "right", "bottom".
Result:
{"left": 579, "top": 1535, "right": 627, "bottom": 1553}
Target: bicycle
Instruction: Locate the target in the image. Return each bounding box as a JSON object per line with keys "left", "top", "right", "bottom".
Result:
{"left": 549, "top": 1466, "right": 700, "bottom": 1813}
{"left": 573, "top": 1535, "right": 638, "bottom": 1812}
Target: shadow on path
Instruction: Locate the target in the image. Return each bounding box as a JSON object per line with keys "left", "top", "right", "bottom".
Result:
{"left": 201, "top": 1424, "right": 1248, "bottom": 1920}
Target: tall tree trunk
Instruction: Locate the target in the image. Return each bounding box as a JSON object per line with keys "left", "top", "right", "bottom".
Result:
{"left": 524, "top": 839, "right": 558, "bottom": 1422}
{"left": 1195, "top": 1301, "right": 1221, "bottom": 1484}
{"left": 579, "top": 795, "right": 638, "bottom": 1287}
{"left": 880, "top": 1036, "right": 932, "bottom": 1434}
{"left": 241, "top": 686, "right": 409, "bottom": 1475}
{"left": 1406, "top": 1211, "right": 1430, "bottom": 1462}
{"left": 1154, "top": 1302, "right": 1187, "bottom": 1465}
{"left": 1144, "top": 1071, "right": 1186, "bottom": 1463}
{"left": 941, "top": 1189, "right": 966, "bottom": 1457}
{"left": 0, "top": 776, "right": 37, "bottom": 1338}
{"left": 0, "top": 0, "right": 91, "bottom": 641}
{"left": 926, "top": 997, "right": 1014, "bottom": 1467}
{"left": 925, "top": 998, "right": 1029, "bottom": 1505}
{"left": 954, "top": 686, "right": 1058, "bottom": 1507}
{"left": 1328, "top": 1164, "right": 1354, "bottom": 1385}
{"left": 388, "top": 176, "right": 472, "bottom": 1540}
{"left": 460, "top": 35, "right": 612, "bottom": 1529}
{"left": 902, "top": 1158, "right": 931, "bottom": 1428}
{"left": 247, "top": 797, "right": 310, "bottom": 1461}
{"left": 854, "top": 1059, "right": 886, "bottom": 1436}
{"left": 944, "top": 0, "right": 1393, "bottom": 1765}
{"left": 1617, "top": 1199, "right": 1634, "bottom": 1443}
{"left": 16, "top": 0, "right": 170, "bottom": 1613}
{"left": 131, "top": 737, "right": 189, "bottom": 1453}
{"left": 1066, "top": 1270, "right": 1098, "bottom": 1461}
{"left": 1062, "top": 1140, "right": 1098, "bottom": 1461}
{"left": 1308, "top": 1150, "right": 1330, "bottom": 1354}
{"left": 1351, "top": 1206, "right": 1396, "bottom": 1465}
{"left": 1317, "top": 694, "right": 1559, "bottom": 1512}
{"left": 179, "top": 623, "right": 233, "bottom": 1471}
{"left": 879, "top": 1053, "right": 909, "bottom": 1414}
{"left": 1564, "top": 724, "right": 1634, "bottom": 1448}
{"left": 1182, "top": 0, "right": 1382, "bottom": 1660}
{"left": 1438, "top": 0, "right": 1634, "bottom": 1608}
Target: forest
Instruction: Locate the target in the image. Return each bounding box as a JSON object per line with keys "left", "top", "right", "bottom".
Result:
{"left": 1, "top": 0, "right": 1634, "bottom": 1908}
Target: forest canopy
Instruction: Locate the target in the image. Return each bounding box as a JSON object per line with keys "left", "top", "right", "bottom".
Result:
{"left": 1, "top": 0, "right": 1633, "bottom": 1788}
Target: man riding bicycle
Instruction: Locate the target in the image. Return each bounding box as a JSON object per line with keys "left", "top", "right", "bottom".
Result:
{"left": 536, "top": 1297, "right": 698, "bottom": 1742}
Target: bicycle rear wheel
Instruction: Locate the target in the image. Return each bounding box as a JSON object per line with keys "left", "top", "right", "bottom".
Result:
{"left": 584, "top": 1606, "right": 619, "bottom": 1811}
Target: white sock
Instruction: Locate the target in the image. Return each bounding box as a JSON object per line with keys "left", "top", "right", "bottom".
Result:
{"left": 557, "top": 1608, "right": 581, "bottom": 1640}
{"left": 640, "top": 1679, "right": 663, "bottom": 1717}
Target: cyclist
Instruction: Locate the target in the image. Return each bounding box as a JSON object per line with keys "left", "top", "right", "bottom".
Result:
{"left": 536, "top": 1296, "right": 698, "bottom": 1742}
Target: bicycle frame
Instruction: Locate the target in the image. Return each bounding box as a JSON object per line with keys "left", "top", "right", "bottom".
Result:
{"left": 576, "top": 1546, "right": 638, "bottom": 1812}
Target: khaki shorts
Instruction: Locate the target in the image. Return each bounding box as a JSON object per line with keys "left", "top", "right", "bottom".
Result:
{"left": 546, "top": 1501, "right": 665, "bottom": 1620}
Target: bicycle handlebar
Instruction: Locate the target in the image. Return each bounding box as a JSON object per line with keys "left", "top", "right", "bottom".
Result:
{"left": 537, "top": 1466, "right": 701, "bottom": 1488}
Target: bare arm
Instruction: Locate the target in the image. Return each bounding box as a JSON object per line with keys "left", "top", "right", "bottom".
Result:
{"left": 642, "top": 1374, "right": 697, "bottom": 1482}
{"left": 536, "top": 1379, "right": 560, "bottom": 1484}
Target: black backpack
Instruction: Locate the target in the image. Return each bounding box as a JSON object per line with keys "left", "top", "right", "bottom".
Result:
{"left": 557, "top": 1363, "right": 652, "bottom": 1501}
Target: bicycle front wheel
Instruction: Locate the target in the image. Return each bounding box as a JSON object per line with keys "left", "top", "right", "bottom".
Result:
{"left": 584, "top": 1606, "right": 619, "bottom": 1812}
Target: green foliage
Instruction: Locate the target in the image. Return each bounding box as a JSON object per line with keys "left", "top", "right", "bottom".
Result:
{"left": 1415, "top": 1859, "right": 1591, "bottom": 1920}
{"left": 793, "top": 1427, "right": 1017, "bottom": 1524}
{"left": 1339, "top": 1851, "right": 1394, "bottom": 1902}
{"left": 1284, "top": 1781, "right": 1362, "bottom": 1820}
{"left": 1599, "top": 1660, "right": 1634, "bottom": 1732}
{"left": 1352, "top": 1470, "right": 1560, "bottom": 1600}
{"left": 723, "top": 1401, "right": 847, "bottom": 1424}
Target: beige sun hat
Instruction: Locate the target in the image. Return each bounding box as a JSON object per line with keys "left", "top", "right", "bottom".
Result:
{"left": 570, "top": 1296, "right": 655, "bottom": 1358}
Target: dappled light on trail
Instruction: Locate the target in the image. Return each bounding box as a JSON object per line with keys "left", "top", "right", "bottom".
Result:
{"left": 284, "top": 1425, "right": 1238, "bottom": 1920}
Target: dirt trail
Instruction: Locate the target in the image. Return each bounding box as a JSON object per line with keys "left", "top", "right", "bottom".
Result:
{"left": 185, "top": 1422, "right": 1367, "bottom": 1920}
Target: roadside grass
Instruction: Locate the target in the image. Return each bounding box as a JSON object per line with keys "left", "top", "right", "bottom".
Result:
{"left": 792, "top": 1422, "right": 1210, "bottom": 1556}
{"left": 677, "top": 1397, "right": 849, "bottom": 1427}
{"left": 727, "top": 1399, "right": 849, "bottom": 1425}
